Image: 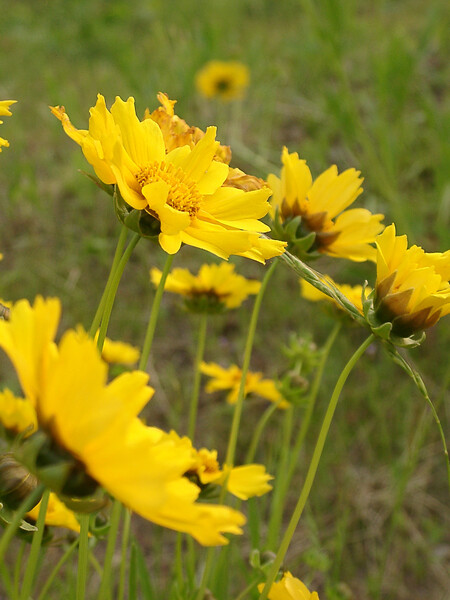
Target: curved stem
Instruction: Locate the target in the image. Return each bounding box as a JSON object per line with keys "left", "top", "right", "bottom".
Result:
{"left": 38, "top": 537, "right": 79, "bottom": 600}
{"left": 89, "top": 225, "right": 129, "bottom": 337}
{"left": 139, "top": 253, "right": 174, "bottom": 371}
{"left": 245, "top": 402, "right": 279, "bottom": 464}
{"left": 20, "top": 488, "right": 50, "bottom": 600}
{"left": 97, "top": 499, "right": 123, "bottom": 600}
{"left": 76, "top": 514, "right": 90, "bottom": 600}
{"left": 117, "top": 508, "right": 132, "bottom": 600}
{"left": 188, "top": 313, "right": 208, "bottom": 440}
{"left": 96, "top": 233, "right": 140, "bottom": 353}
{"left": 259, "top": 333, "right": 375, "bottom": 600}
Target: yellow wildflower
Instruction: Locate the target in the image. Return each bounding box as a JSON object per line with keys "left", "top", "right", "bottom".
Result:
{"left": 373, "top": 224, "right": 450, "bottom": 336}
{"left": 268, "top": 147, "right": 384, "bottom": 261}
{"left": 0, "top": 297, "right": 246, "bottom": 545}
{"left": 51, "top": 95, "right": 285, "bottom": 262}
{"left": 195, "top": 60, "right": 250, "bottom": 101}
{"left": 27, "top": 493, "right": 81, "bottom": 533}
{"left": 150, "top": 262, "right": 260, "bottom": 310}
{"left": 300, "top": 278, "right": 370, "bottom": 315}
{"left": 0, "top": 100, "right": 16, "bottom": 151}
{"left": 258, "top": 571, "right": 320, "bottom": 600}
{"left": 200, "top": 362, "right": 289, "bottom": 408}
{"left": 0, "top": 388, "right": 37, "bottom": 436}
{"left": 94, "top": 331, "right": 140, "bottom": 365}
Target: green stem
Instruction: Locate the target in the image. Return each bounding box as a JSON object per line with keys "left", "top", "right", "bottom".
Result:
{"left": 259, "top": 333, "right": 375, "bottom": 600}
{"left": 0, "top": 484, "right": 45, "bottom": 565}
{"left": 97, "top": 233, "right": 140, "bottom": 353}
{"left": 13, "top": 541, "right": 26, "bottom": 600}
{"left": 117, "top": 508, "right": 132, "bottom": 600}
{"left": 20, "top": 488, "right": 50, "bottom": 600}
{"left": 89, "top": 225, "right": 129, "bottom": 337}
{"left": 188, "top": 313, "right": 208, "bottom": 440}
{"left": 139, "top": 253, "right": 174, "bottom": 371}
{"left": 37, "top": 538, "right": 79, "bottom": 600}
{"left": 245, "top": 402, "right": 279, "bottom": 464}
{"left": 97, "top": 499, "right": 123, "bottom": 600}
{"left": 76, "top": 514, "right": 90, "bottom": 600}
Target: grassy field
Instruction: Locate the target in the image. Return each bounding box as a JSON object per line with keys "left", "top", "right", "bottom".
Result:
{"left": 0, "top": 1, "right": 449, "bottom": 599}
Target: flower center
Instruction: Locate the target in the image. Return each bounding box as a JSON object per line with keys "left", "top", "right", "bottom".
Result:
{"left": 136, "top": 161, "right": 202, "bottom": 217}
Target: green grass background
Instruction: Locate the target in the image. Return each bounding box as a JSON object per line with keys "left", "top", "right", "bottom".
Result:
{"left": 0, "top": 1, "right": 449, "bottom": 598}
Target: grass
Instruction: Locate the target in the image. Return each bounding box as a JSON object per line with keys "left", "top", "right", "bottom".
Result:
{"left": 0, "top": 0, "right": 449, "bottom": 598}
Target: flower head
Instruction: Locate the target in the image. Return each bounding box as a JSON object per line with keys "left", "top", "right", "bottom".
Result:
{"left": 268, "top": 147, "right": 384, "bottom": 262}
{"left": 151, "top": 262, "right": 260, "bottom": 312}
{"left": 367, "top": 224, "right": 450, "bottom": 337}
{"left": 51, "top": 95, "right": 285, "bottom": 262}
{"left": 0, "top": 297, "right": 246, "bottom": 545}
{"left": 94, "top": 331, "right": 140, "bottom": 365}
{"left": 0, "top": 100, "right": 16, "bottom": 151}
{"left": 258, "top": 571, "right": 319, "bottom": 600}
{"left": 195, "top": 60, "right": 250, "bottom": 101}
{"left": 200, "top": 362, "right": 289, "bottom": 409}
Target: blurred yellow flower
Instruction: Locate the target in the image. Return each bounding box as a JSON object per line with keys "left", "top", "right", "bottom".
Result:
{"left": 150, "top": 262, "right": 260, "bottom": 310}
{"left": 27, "top": 493, "right": 81, "bottom": 533}
{"left": 300, "top": 278, "right": 370, "bottom": 314}
{"left": 258, "top": 571, "right": 319, "bottom": 600}
{"left": 0, "top": 388, "right": 37, "bottom": 436}
{"left": 195, "top": 60, "right": 250, "bottom": 101}
{"left": 0, "top": 99, "right": 16, "bottom": 151}
{"left": 200, "top": 362, "right": 289, "bottom": 408}
{"left": 374, "top": 224, "right": 450, "bottom": 336}
{"left": 51, "top": 95, "right": 284, "bottom": 262}
{"left": 94, "top": 330, "right": 140, "bottom": 365}
{"left": 0, "top": 297, "right": 246, "bottom": 545}
{"left": 268, "top": 147, "right": 384, "bottom": 262}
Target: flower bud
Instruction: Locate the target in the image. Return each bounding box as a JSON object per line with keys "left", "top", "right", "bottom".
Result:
{"left": 0, "top": 453, "right": 41, "bottom": 511}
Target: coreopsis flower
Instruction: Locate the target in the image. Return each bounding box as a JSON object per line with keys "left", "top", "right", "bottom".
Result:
{"left": 94, "top": 331, "right": 140, "bottom": 365}
{"left": 27, "top": 492, "right": 81, "bottom": 533}
{"left": 365, "top": 224, "right": 450, "bottom": 338}
{"left": 0, "top": 388, "right": 37, "bottom": 436}
{"left": 0, "top": 100, "right": 16, "bottom": 151}
{"left": 51, "top": 95, "right": 285, "bottom": 262}
{"left": 200, "top": 362, "right": 289, "bottom": 409}
{"left": 150, "top": 262, "right": 260, "bottom": 312}
{"left": 300, "top": 277, "right": 371, "bottom": 315}
{"left": 268, "top": 147, "right": 384, "bottom": 262}
{"left": 0, "top": 297, "right": 246, "bottom": 545}
{"left": 258, "top": 571, "right": 319, "bottom": 600}
{"left": 195, "top": 60, "right": 250, "bottom": 101}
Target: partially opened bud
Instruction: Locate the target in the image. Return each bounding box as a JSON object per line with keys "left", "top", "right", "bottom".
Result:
{"left": 0, "top": 453, "right": 41, "bottom": 511}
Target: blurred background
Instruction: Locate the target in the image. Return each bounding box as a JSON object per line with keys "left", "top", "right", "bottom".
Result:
{"left": 0, "top": 1, "right": 449, "bottom": 598}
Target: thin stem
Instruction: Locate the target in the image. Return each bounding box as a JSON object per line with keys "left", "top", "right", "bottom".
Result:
{"left": 245, "top": 402, "right": 279, "bottom": 464}
{"left": 13, "top": 541, "right": 26, "bottom": 600}
{"left": 259, "top": 333, "right": 375, "bottom": 600}
{"left": 97, "top": 233, "right": 140, "bottom": 353}
{"left": 117, "top": 508, "right": 132, "bottom": 600}
{"left": 97, "top": 499, "right": 123, "bottom": 600}
{"left": 188, "top": 313, "right": 208, "bottom": 440}
{"left": 139, "top": 253, "right": 174, "bottom": 371}
{"left": 76, "top": 514, "right": 90, "bottom": 600}
{"left": 37, "top": 538, "right": 79, "bottom": 600}
{"left": 89, "top": 225, "right": 129, "bottom": 337}
{"left": 20, "top": 488, "right": 50, "bottom": 600}
{"left": 0, "top": 483, "right": 45, "bottom": 564}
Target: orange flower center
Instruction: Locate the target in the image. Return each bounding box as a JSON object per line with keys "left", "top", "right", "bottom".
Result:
{"left": 136, "top": 161, "right": 201, "bottom": 217}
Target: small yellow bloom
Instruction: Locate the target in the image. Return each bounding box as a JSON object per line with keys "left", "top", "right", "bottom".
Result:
{"left": 200, "top": 362, "right": 289, "bottom": 408}
{"left": 0, "top": 100, "right": 16, "bottom": 151}
{"left": 374, "top": 224, "right": 450, "bottom": 336}
{"left": 27, "top": 493, "right": 81, "bottom": 533}
{"left": 151, "top": 262, "right": 260, "bottom": 310}
{"left": 300, "top": 278, "right": 370, "bottom": 315}
{"left": 51, "top": 95, "right": 285, "bottom": 262}
{"left": 0, "top": 388, "right": 37, "bottom": 436}
{"left": 268, "top": 147, "right": 384, "bottom": 262}
{"left": 195, "top": 60, "right": 250, "bottom": 101}
{"left": 94, "top": 331, "right": 140, "bottom": 365}
{"left": 258, "top": 571, "right": 319, "bottom": 600}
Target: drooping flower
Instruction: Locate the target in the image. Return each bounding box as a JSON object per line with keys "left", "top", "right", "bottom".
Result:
{"left": 300, "top": 277, "right": 371, "bottom": 315}
{"left": 51, "top": 95, "right": 285, "bottom": 262}
{"left": 0, "top": 297, "right": 246, "bottom": 545}
{"left": 0, "top": 100, "right": 16, "bottom": 151}
{"left": 258, "top": 571, "right": 320, "bottom": 600}
{"left": 150, "top": 262, "right": 260, "bottom": 312}
{"left": 195, "top": 60, "right": 250, "bottom": 101}
{"left": 26, "top": 493, "right": 81, "bottom": 533}
{"left": 371, "top": 224, "right": 450, "bottom": 336}
{"left": 268, "top": 147, "right": 384, "bottom": 262}
{"left": 200, "top": 362, "right": 289, "bottom": 408}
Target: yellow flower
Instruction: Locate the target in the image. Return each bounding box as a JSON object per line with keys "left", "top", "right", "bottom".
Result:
{"left": 258, "top": 571, "right": 319, "bottom": 600}
{"left": 94, "top": 331, "right": 140, "bottom": 365}
{"left": 0, "top": 100, "right": 16, "bottom": 151}
{"left": 0, "top": 389, "right": 37, "bottom": 436}
{"left": 200, "top": 362, "right": 289, "bottom": 408}
{"left": 51, "top": 95, "right": 285, "bottom": 262}
{"left": 300, "top": 278, "right": 370, "bottom": 315}
{"left": 373, "top": 224, "right": 450, "bottom": 336}
{"left": 0, "top": 297, "right": 246, "bottom": 545}
{"left": 150, "top": 262, "right": 260, "bottom": 311}
{"left": 27, "top": 493, "right": 81, "bottom": 533}
{"left": 268, "top": 147, "right": 384, "bottom": 261}
{"left": 195, "top": 60, "right": 250, "bottom": 101}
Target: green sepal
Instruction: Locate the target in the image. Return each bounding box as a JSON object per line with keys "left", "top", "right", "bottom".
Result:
{"left": 79, "top": 170, "right": 114, "bottom": 196}
{"left": 113, "top": 186, "right": 160, "bottom": 239}
{"left": 0, "top": 502, "right": 38, "bottom": 533}
{"left": 88, "top": 509, "right": 111, "bottom": 537}
{"left": 183, "top": 296, "right": 227, "bottom": 315}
